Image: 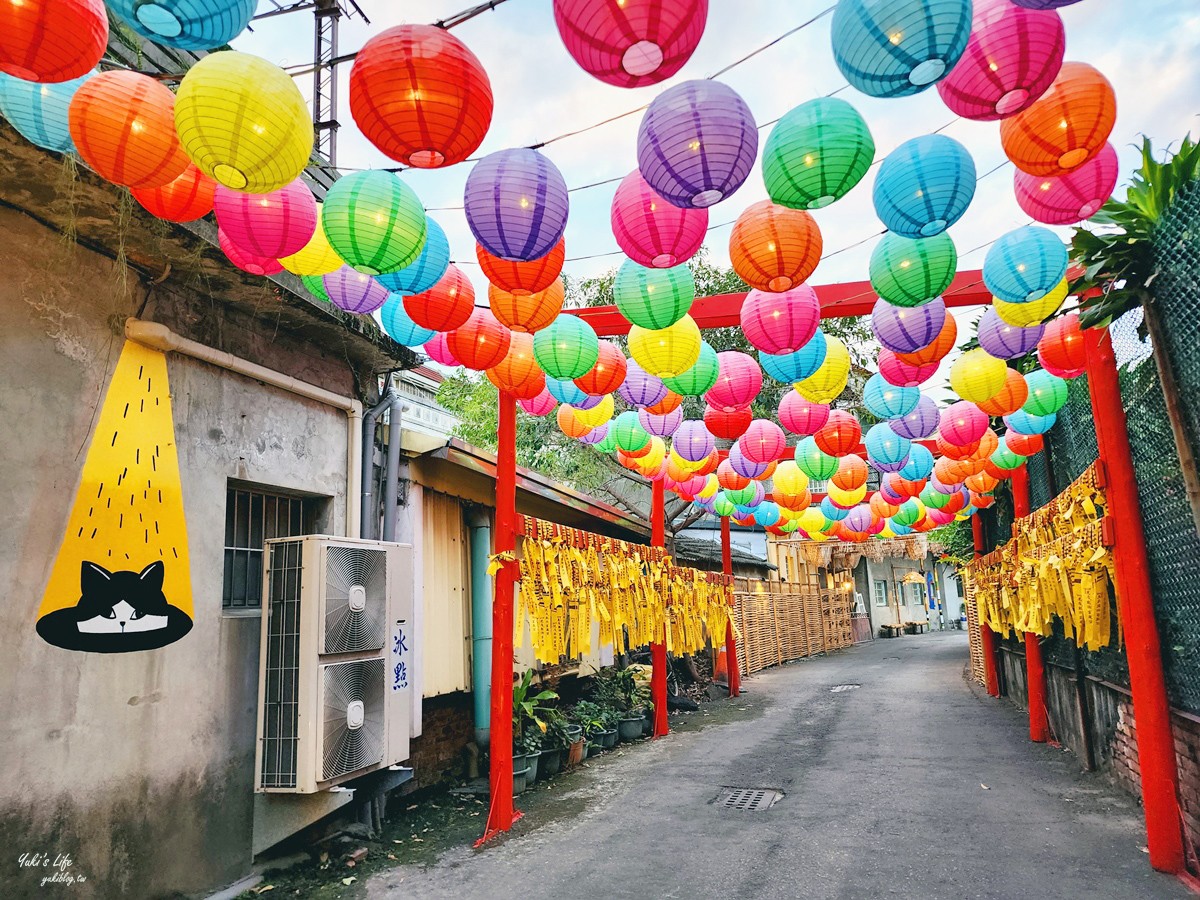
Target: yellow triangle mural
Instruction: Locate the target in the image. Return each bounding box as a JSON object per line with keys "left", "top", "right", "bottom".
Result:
{"left": 37, "top": 340, "right": 193, "bottom": 652}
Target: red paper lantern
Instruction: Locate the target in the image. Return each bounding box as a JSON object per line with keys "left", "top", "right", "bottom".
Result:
{"left": 704, "top": 405, "right": 752, "bottom": 441}
{"left": 489, "top": 278, "right": 564, "bottom": 333}
{"left": 1005, "top": 431, "right": 1044, "bottom": 456}
{"left": 448, "top": 308, "right": 512, "bottom": 371}
{"left": 814, "top": 410, "right": 861, "bottom": 457}
{"left": 729, "top": 200, "right": 823, "bottom": 292}
{"left": 477, "top": 239, "right": 565, "bottom": 295}
{"left": 717, "top": 459, "right": 751, "bottom": 491}
{"left": 573, "top": 340, "right": 627, "bottom": 396}
{"left": 894, "top": 314, "right": 958, "bottom": 367}
{"left": 404, "top": 264, "right": 475, "bottom": 332}
{"left": 487, "top": 332, "right": 545, "bottom": 400}
{"left": 1, "top": 0, "right": 107, "bottom": 83}
{"left": 349, "top": 24, "right": 492, "bottom": 168}
{"left": 1037, "top": 312, "right": 1087, "bottom": 378}
{"left": 132, "top": 164, "right": 215, "bottom": 222}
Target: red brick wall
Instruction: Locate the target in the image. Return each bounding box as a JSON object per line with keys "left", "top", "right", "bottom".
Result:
{"left": 406, "top": 692, "right": 475, "bottom": 791}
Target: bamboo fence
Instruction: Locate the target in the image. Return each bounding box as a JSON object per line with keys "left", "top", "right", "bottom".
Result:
{"left": 731, "top": 577, "right": 855, "bottom": 676}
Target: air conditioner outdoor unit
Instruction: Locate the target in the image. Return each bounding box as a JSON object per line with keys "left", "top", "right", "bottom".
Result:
{"left": 255, "top": 536, "right": 414, "bottom": 794}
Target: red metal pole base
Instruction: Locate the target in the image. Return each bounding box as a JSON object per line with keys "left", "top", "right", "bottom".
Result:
{"left": 650, "top": 479, "right": 669, "bottom": 738}
{"left": 720, "top": 516, "right": 740, "bottom": 697}
{"left": 1024, "top": 632, "right": 1049, "bottom": 742}
{"left": 972, "top": 515, "right": 1001, "bottom": 697}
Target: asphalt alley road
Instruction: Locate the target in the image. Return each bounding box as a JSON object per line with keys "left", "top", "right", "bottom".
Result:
{"left": 367, "top": 633, "right": 1189, "bottom": 900}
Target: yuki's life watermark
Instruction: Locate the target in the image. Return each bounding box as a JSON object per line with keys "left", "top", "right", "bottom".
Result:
{"left": 17, "top": 851, "right": 87, "bottom": 888}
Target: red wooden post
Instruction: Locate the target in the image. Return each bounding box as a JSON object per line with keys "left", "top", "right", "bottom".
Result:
{"left": 721, "top": 515, "right": 740, "bottom": 697}
{"left": 650, "top": 479, "right": 669, "bottom": 738}
{"left": 1084, "top": 327, "right": 1185, "bottom": 873}
{"left": 973, "top": 514, "right": 1001, "bottom": 697}
{"left": 1012, "top": 464, "right": 1049, "bottom": 743}
{"left": 479, "top": 391, "right": 521, "bottom": 843}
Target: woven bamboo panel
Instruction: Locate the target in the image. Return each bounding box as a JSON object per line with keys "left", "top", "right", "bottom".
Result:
{"left": 964, "top": 572, "right": 985, "bottom": 686}
{"left": 734, "top": 577, "right": 854, "bottom": 675}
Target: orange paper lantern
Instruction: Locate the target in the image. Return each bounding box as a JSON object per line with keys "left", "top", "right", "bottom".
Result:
{"left": 477, "top": 239, "right": 565, "bottom": 295}
{"left": 574, "top": 340, "right": 628, "bottom": 396}
{"left": 403, "top": 264, "right": 475, "bottom": 332}
{"left": 976, "top": 368, "right": 1029, "bottom": 417}
{"left": 1005, "top": 431, "right": 1044, "bottom": 456}
{"left": 557, "top": 404, "right": 593, "bottom": 439}
{"left": 831, "top": 455, "right": 868, "bottom": 491}
{"left": 1, "top": 0, "right": 107, "bottom": 83}
{"left": 132, "top": 163, "right": 216, "bottom": 222}
{"left": 487, "top": 332, "right": 545, "bottom": 400}
{"left": 447, "top": 308, "right": 512, "bottom": 371}
{"left": 729, "top": 199, "right": 823, "bottom": 292}
{"left": 717, "top": 459, "right": 751, "bottom": 491}
{"left": 645, "top": 390, "right": 683, "bottom": 416}
{"left": 489, "top": 278, "right": 565, "bottom": 333}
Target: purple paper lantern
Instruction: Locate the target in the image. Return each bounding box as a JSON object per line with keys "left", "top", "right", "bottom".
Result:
{"left": 573, "top": 392, "right": 605, "bottom": 411}
{"left": 673, "top": 419, "right": 715, "bottom": 462}
{"left": 579, "top": 422, "right": 610, "bottom": 445}
{"left": 639, "top": 406, "right": 684, "bottom": 438}
{"left": 890, "top": 394, "right": 940, "bottom": 440}
{"left": 636, "top": 79, "right": 758, "bottom": 209}
{"left": 618, "top": 358, "right": 670, "bottom": 407}
{"left": 929, "top": 473, "right": 959, "bottom": 495}
{"left": 871, "top": 297, "right": 947, "bottom": 354}
{"left": 977, "top": 307, "right": 1046, "bottom": 359}
{"left": 729, "top": 443, "right": 770, "bottom": 480}
{"left": 324, "top": 266, "right": 390, "bottom": 314}
{"left": 464, "top": 148, "right": 569, "bottom": 261}
{"left": 1010, "top": 0, "right": 1082, "bottom": 8}
{"left": 844, "top": 505, "right": 873, "bottom": 534}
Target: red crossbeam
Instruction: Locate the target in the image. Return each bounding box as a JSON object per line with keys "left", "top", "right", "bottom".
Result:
{"left": 570, "top": 270, "right": 991, "bottom": 336}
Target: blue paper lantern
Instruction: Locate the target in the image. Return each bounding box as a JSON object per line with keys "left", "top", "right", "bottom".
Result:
{"left": 873, "top": 134, "right": 976, "bottom": 238}
{"left": 546, "top": 377, "right": 590, "bottom": 406}
{"left": 1004, "top": 409, "right": 1057, "bottom": 435}
{"left": 821, "top": 497, "right": 851, "bottom": 521}
{"left": 754, "top": 501, "right": 782, "bottom": 527}
{"left": 889, "top": 521, "right": 913, "bottom": 536}
{"left": 982, "top": 225, "right": 1069, "bottom": 303}
{"left": 376, "top": 217, "right": 450, "bottom": 296}
{"left": 379, "top": 295, "right": 436, "bottom": 346}
{"left": 865, "top": 422, "right": 912, "bottom": 467}
{"left": 863, "top": 373, "right": 920, "bottom": 419}
{"left": 899, "top": 443, "right": 935, "bottom": 481}
{"left": 0, "top": 72, "right": 90, "bottom": 153}
{"left": 831, "top": 0, "right": 973, "bottom": 98}
{"left": 759, "top": 330, "right": 828, "bottom": 383}
{"left": 107, "top": 0, "right": 256, "bottom": 51}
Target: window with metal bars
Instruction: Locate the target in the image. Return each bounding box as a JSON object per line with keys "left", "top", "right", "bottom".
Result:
{"left": 223, "top": 486, "right": 313, "bottom": 611}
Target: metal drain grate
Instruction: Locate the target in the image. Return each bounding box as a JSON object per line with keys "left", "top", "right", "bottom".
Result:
{"left": 714, "top": 787, "right": 784, "bottom": 811}
{"left": 830, "top": 683, "right": 860, "bottom": 693}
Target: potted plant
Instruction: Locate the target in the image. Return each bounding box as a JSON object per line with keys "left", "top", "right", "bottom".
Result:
{"left": 513, "top": 669, "right": 557, "bottom": 782}
{"left": 615, "top": 669, "right": 646, "bottom": 742}
{"left": 599, "top": 707, "right": 620, "bottom": 749}
{"left": 539, "top": 709, "right": 570, "bottom": 778}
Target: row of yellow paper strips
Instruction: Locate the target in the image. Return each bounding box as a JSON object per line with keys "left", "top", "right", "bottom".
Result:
{"left": 966, "top": 464, "right": 1116, "bottom": 651}
{"left": 515, "top": 518, "right": 736, "bottom": 665}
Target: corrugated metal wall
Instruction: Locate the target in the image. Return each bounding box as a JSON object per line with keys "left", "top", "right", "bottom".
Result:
{"left": 421, "top": 490, "right": 471, "bottom": 696}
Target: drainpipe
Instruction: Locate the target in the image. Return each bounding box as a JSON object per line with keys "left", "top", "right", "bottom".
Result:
{"left": 466, "top": 507, "right": 493, "bottom": 748}
{"left": 381, "top": 395, "right": 404, "bottom": 542}
{"left": 124, "top": 319, "right": 363, "bottom": 538}
{"left": 360, "top": 390, "right": 397, "bottom": 540}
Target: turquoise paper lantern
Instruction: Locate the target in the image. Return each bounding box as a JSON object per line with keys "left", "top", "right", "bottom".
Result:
{"left": 1022, "top": 369, "right": 1068, "bottom": 417}
{"left": 983, "top": 225, "right": 1069, "bottom": 303}
{"left": 831, "top": 0, "right": 973, "bottom": 98}
{"left": 1004, "top": 409, "right": 1056, "bottom": 435}
{"left": 376, "top": 217, "right": 450, "bottom": 296}
{"left": 613, "top": 259, "right": 695, "bottom": 329}
{"left": 379, "top": 295, "right": 436, "bottom": 346}
{"left": 899, "top": 443, "right": 935, "bottom": 481}
{"left": 863, "top": 373, "right": 920, "bottom": 419}
{"left": 0, "top": 72, "right": 90, "bottom": 153}
{"left": 762, "top": 98, "right": 875, "bottom": 210}
{"left": 662, "top": 341, "right": 719, "bottom": 396}
{"left": 755, "top": 501, "right": 782, "bottom": 528}
{"left": 869, "top": 231, "right": 957, "bottom": 308}
{"left": 613, "top": 410, "right": 650, "bottom": 452}
{"left": 760, "top": 331, "right": 828, "bottom": 383}
{"left": 821, "top": 497, "right": 850, "bottom": 521}
{"left": 546, "top": 376, "right": 589, "bottom": 406}
{"left": 533, "top": 314, "right": 600, "bottom": 380}
{"left": 873, "top": 134, "right": 976, "bottom": 238}
{"left": 107, "top": 0, "right": 256, "bottom": 51}
{"left": 865, "top": 422, "right": 912, "bottom": 466}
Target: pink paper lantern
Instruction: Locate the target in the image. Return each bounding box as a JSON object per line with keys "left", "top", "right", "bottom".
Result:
{"left": 927, "top": 507, "right": 957, "bottom": 526}
{"left": 937, "top": 0, "right": 1065, "bottom": 121}
{"left": 213, "top": 178, "right": 318, "bottom": 260}
{"left": 1014, "top": 142, "right": 1119, "bottom": 225}
{"left": 672, "top": 419, "right": 715, "bottom": 462}
{"left": 940, "top": 400, "right": 990, "bottom": 446}
{"left": 779, "top": 392, "right": 830, "bottom": 436}
{"left": 611, "top": 169, "right": 708, "bottom": 268}
{"left": 425, "top": 332, "right": 460, "bottom": 366}
{"left": 639, "top": 407, "right": 684, "bottom": 438}
{"left": 879, "top": 349, "right": 939, "bottom": 387}
{"left": 740, "top": 419, "right": 787, "bottom": 465}
{"left": 740, "top": 284, "right": 821, "bottom": 355}
{"left": 677, "top": 473, "right": 708, "bottom": 496}
{"left": 219, "top": 228, "right": 283, "bottom": 276}
{"left": 705, "top": 351, "right": 762, "bottom": 412}
{"left": 520, "top": 387, "right": 557, "bottom": 417}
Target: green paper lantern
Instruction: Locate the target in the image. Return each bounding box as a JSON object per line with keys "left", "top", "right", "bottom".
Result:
{"left": 777, "top": 519, "right": 800, "bottom": 533}
{"left": 1022, "top": 369, "right": 1068, "bottom": 417}
{"left": 533, "top": 314, "right": 600, "bottom": 380}
{"left": 762, "top": 97, "right": 875, "bottom": 211}
{"left": 725, "top": 484, "right": 757, "bottom": 506}
{"left": 662, "top": 341, "right": 719, "bottom": 396}
{"left": 322, "top": 170, "right": 427, "bottom": 275}
{"left": 921, "top": 487, "right": 953, "bottom": 510}
{"left": 893, "top": 499, "right": 923, "bottom": 527}
{"left": 594, "top": 428, "right": 619, "bottom": 454}
{"left": 794, "top": 436, "right": 839, "bottom": 480}
{"left": 869, "top": 232, "right": 957, "bottom": 308}
{"left": 613, "top": 410, "right": 651, "bottom": 453}
{"left": 301, "top": 273, "right": 329, "bottom": 302}
{"left": 992, "top": 443, "right": 1026, "bottom": 471}
{"left": 712, "top": 493, "right": 737, "bottom": 518}
{"left": 613, "top": 259, "right": 695, "bottom": 329}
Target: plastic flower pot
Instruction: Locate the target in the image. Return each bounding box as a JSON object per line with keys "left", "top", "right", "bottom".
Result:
{"left": 618, "top": 717, "right": 644, "bottom": 742}
{"left": 600, "top": 728, "right": 619, "bottom": 749}
{"left": 512, "top": 765, "right": 530, "bottom": 795}
{"left": 539, "top": 747, "right": 563, "bottom": 778}
{"left": 524, "top": 750, "right": 541, "bottom": 783}
{"left": 586, "top": 742, "right": 602, "bottom": 759}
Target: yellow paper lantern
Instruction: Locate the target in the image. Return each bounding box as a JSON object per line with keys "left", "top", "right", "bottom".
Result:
{"left": 827, "top": 482, "right": 867, "bottom": 508}
{"left": 697, "top": 474, "right": 719, "bottom": 501}
{"left": 797, "top": 507, "right": 827, "bottom": 534}
{"left": 628, "top": 314, "right": 702, "bottom": 379}
{"left": 878, "top": 524, "right": 896, "bottom": 539}
{"left": 279, "top": 205, "right": 343, "bottom": 276}
{"left": 772, "top": 460, "right": 810, "bottom": 496}
{"left": 993, "top": 277, "right": 1068, "bottom": 327}
{"left": 635, "top": 436, "right": 667, "bottom": 472}
{"left": 795, "top": 335, "right": 850, "bottom": 403}
{"left": 175, "top": 51, "right": 313, "bottom": 194}
{"left": 950, "top": 348, "right": 1009, "bottom": 403}
{"left": 669, "top": 447, "right": 706, "bottom": 475}
{"left": 574, "top": 394, "right": 613, "bottom": 429}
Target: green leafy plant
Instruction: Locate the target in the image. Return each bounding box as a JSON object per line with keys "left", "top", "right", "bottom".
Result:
{"left": 569, "top": 701, "right": 613, "bottom": 739}
{"left": 540, "top": 708, "right": 572, "bottom": 751}
{"left": 513, "top": 669, "right": 558, "bottom": 754}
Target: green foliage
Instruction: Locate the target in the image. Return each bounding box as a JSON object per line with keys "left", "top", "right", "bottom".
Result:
{"left": 512, "top": 669, "right": 557, "bottom": 752}
{"left": 929, "top": 517, "right": 975, "bottom": 566}
{"left": 569, "top": 700, "right": 618, "bottom": 736}
{"left": 1071, "top": 135, "right": 1200, "bottom": 328}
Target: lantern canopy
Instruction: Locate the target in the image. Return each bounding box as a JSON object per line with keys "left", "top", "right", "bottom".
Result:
{"left": 872, "top": 297, "right": 947, "bottom": 354}
{"left": 950, "top": 349, "right": 1009, "bottom": 403}
{"left": 132, "top": 163, "right": 215, "bottom": 223}
{"left": 619, "top": 358, "right": 669, "bottom": 408}
{"left": 762, "top": 97, "right": 874, "bottom": 210}
{"left": 831, "top": 0, "right": 973, "bottom": 98}
{"left": 869, "top": 231, "right": 957, "bottom": 308}
{"left": 350, "top": 24, "right": 492, "bottom": 168}
{"left": 611, "top": 169, "right": 708, "bottom": 268}
{"left": 873, "top": 134, "right": 976, "bottom": 238}
{"left": 403, "top": 264, "right": 475, "bottom": 332}
{"left": 1, "top": 0, "right": 107, "bottom": 83}
{"left": 1014, "top": 142, "right": 1118, "bottom": 225}
{"left": 0, "top": 71, "right": 89, "bottom": 152}
{"left": 863, "top": 373, "right": 921, "bottom": 419}
{"left": 214, "top": 179, "right": 317, "bottom": 260}
{"left": 936, "top": 0, "right": 1065, "bottom": 121}
{"left": 983, "top": 225, "right": 1068, "bottom": 303}
{"left": 614, "top": 260, "right": 695, "bottom": 329}
{"left": 322, "top": 170, "right": 427, "bottom": 275}
{"left": 662, "top": 341, "right": 719, "bottom": 396}
{"left": 466, "top": 148, "right": 569, "bottom": 261}
{"left": 730, "top": 200, "right": 823, "bottom": 292}
{"left": 448, "top": 308, "right": 512, "bottom": 372}
{"left": 324, "top": 266, "right": 390, "bottom": 314}
{"left": 760, "top": 332, "right": 828, "bottom": 384}
{"left": 107, "top": 0, "right": 255, "bottom": 51}
{"left": 377, "top": 217, "right": 451, "bottom": 295}
{"left": 629, "top": 315, "right": 702, "bottom": 378}
{"left": 977, "top": 308, "right": 1045, "bottom": 360}
{"left": 533, "top": 314, "right": 601, "bottom": 380}
{"left": 636, "top": 79, "right": 757, "bottom": 209}
{"left": 489, "top": 278, "right": 565, "bottom": 334}
{"left": 380, "top": 296, "right": 436, "bottom": 347}
{"left": 477, "top": 239, "right": 565, "bottom": 295}
{"left": 740, "top": 284, "right": 821, "bottom": 355}
{"left": 175, "top": 51, "right": 312, "bottom": 193}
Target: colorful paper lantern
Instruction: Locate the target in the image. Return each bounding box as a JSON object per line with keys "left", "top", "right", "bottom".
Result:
{"left": 983, "top": 226, "right": 1068, "bottom": 303}
{"left": 637, "top": 79, "right": 757, "bottom": 209}
{"left": 575, "top": 393, "right": 614, "bottom": 429}
{"left": 175, "top": 51, "right": 312, "bottom": 193}
{"left": 869, "top": 231, "right": 957, "bottom": 308}
{"left": 546, "top": 377, "right": 589, "bottom": 406}
{"left": 993, "top": 278, "right": 1067, "bottom": 327}
{"left": 1037, "top": 312, "right": 1086, "bottom": 378}
{"left": 863, "top": 373, "right": 921, "bottom": 419}
{"left": 301, "top": 274, "right": 329, "bottom": 302}
{"left": 940, "top": 400, "right": 989, "bottom": 446}
{"left": 991, "top": 441, "right": 1026, "bottom": 471}
{"left": 673, "top": 420, "right": 715, "bottom": 462}
{"left": 826, "top": 484, "right": 865, "bottom": 511}
{"left": 214, "top": 178, "right": 317, "bottom": 260}
{"left": 780, "top": 392, "right": 831, "bottom": 438}
{"left": 976, "top": 368, "right": 1029, "bottom": 417}
{"left": 1022, "top": 369, "right": 1068, "bottom": 416}
{"left": 107, "top": 0, "right": 254, "bottom": 51}
{"left": 521, "top": 387, "right": 558, "bottom": 418}
{"left": 425, "top": 333, "right": 459, "bottom": 366}
{"left": 729, "top": 444, "right": 772, "bottom": 482}
{"left": 629, "top": 315, "right": 702, "bottom": 379}
{"left": 610, "top": 169, "right": 708, "bottom": 268}
{"left": 1010, "top": 0, "right": 1084, "bottom": 8}
{"left": 760, "top": 332, "right": 828, "bottom": 383}
{"left": 950, "top": 349, "right": 1009, "bottom": 403}
{"left": 795, "top": 437, "right": 839, "bottom": 481}
{"left": 740, "top": 284, "right": 821, "bottom": 355}
{"left": 279, "top": 205, "right": 344, "bottom": 276}
{"left": 716, "top": 458, "right": 751, "bottom": 492}
{"left": 1000, "top": 62, "right": 1116, "bottom": 176}
{"left": 580, "top": 423, "right": 613, "bottom": 447}
{"left": 872, "top": 297, "right": 947, "bottom": 355}
{"left": 977, "top": 307, "right": 1046, "bottom": 360}
{"left": 376, "top": 217, "right": 451, "bottom": 295}
{"left": 132, "top": 163, "right": 215, "bottom": 223}
{"left": 879, "top": 349, "right": 938, "bottom": 387}
{"left": 640, "top": 407, "right": 684, "bottom": 439}
{"left": 900, "top": 444, "right": 935, "bottom": 481}
{"left": 448, "top": 309, "right": 512, "bottom": 371}
{"left": 324, "top": 266, "right": 390, "bottom": 314}
{"left": 619, "top": 358, "right": 669, "bottom": 408}
{"left": 553, "top": 0, "right": 707, "bottom": 87}
{"left": 534, "top": 314, "right": 600, "bottom": 380}
{"left": 1006, "top": 432, "right": 1044, "bottom": 456}
{"left": 741, "top": 420, "right": 787, "bottom": 465}
{"left": 0, "top": 0, "right": 106, "bottom": 83}
{"left": 489, "top": 278, "right": 565, "bottom": 334}
{"left": 477, "top": 239, "right": 565, "bottom": 295}
{"left": 762, "top": 98, "right": 874, "bottom": 210}
{"left": 936, "top": 0, "right": 1065, "bottom": 120}
{"left": 894, "top": 313, "right": 957, "bottom": 366}
{"left": 350, "top": 24, "right": 492, "bottom": 168}
{"left": 830, "top": 456, "right": 868, "bottom": 493}
{"left": 1014, "top": 142, "right": 1119, "bottom": 225}
{"left": 729, "top": 200, "right": 823, "bottom": 292}
{"left": 705, "top": 352, "right": 762, "bottom": 412}
{"left": 663, "top": 341, "right": 719, "bottom": 396}
{"left": 704, "top": 405, "right": 752, "bottom": 441}
{"left": 486, "top": 331, "right": 546, "bottom": 401}
{"left": 558, "top": 404, "right": 593, "bottom": 440}
{"left": 219, "top": 228, "right": 283, "bottom": 276}
{"left": 773, "top": 461, "right": 810, "bottom": 496}
{"left": 613, "top": 410, "right": 652, "bottom": 453}
{"left": 831, "top": 0, "right": 972, "bottom": 98}
{"left": 815, "top": 410, "right": 862, "bottom": 457}
{"left": 403, "top": 264, "right": 474, "bottom": 332}
{"left": 645, "top": 391, "right": 682, "bottom": 416}
{"left": 69, "top": 71, "right": 189, "bottom": 189}
{"left": 0, "top": 71, "right": 89, "bottom": 152}
{"left": 614, "top": 260, "right": 695, "bottom": 330}
{"left": 795, "top": 335, "right": 850, "bottom": 403}
{"left": 873, "top": 134, "right": 976, "bottom": 238}
{"left": 574, "top": 340, "right": 628, "bottom": 396}
{"left": 466, "top": 148, "right": 569, "bottom": 262}
{"left": 890, "top": 394, "right": 940, "bottom": 440}
{"left": 380, "top": 296, "right": 436, "bottom": 347}
{"left": 322, "top": 170, "right": 427, "bottom": 275}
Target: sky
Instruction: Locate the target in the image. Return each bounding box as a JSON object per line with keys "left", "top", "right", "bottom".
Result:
{"left": 233, "top": 0, "right": 1200, "bottom": 393}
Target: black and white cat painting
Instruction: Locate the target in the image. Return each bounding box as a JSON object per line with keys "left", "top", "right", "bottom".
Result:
{"left": 36, "top": 561, "right": 193, "bottom": 652}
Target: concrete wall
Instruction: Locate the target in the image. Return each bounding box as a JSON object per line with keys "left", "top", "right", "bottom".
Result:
{"left": 0, "top": 208, "right": 358, "bottom": 898}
